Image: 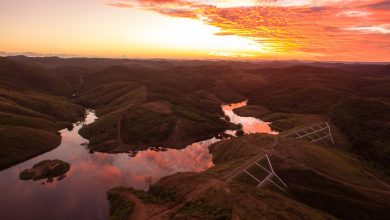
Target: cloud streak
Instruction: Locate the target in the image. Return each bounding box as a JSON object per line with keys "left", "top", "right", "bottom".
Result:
{"left": 107, "top": 0, "right": 390, "bottom": 61}
{"left": 344, "top": 25, "right": 390, "bottom": 34}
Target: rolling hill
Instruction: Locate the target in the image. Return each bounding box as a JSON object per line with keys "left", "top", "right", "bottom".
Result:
{"left": 0, "top": 56, "right": 388, "bottom": 219}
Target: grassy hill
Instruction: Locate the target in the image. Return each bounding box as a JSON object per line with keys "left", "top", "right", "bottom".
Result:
{"left": 0, "top": 57, "right": 84, "bottom": 169}
{"left": 1, "top": 56, "right": 389, "bottom": 219}
{"left": 76, "top": 66, "right": 233, "bottom": 152}
{"left": 241, "top": 66, "right": 389, "bottom": 174}
{"left": 109, "top": 134, "right": 390, "bottom": 219}
{"left": 3, "top": 56, "right": 387, "bottom": 173}
{"left": 0, "top": 57, "right": 72, "bottom": 95}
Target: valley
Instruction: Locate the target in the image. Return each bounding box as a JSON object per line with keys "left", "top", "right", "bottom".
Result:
{"left": 0, "top": 56, "right": 389, "bottom": 220}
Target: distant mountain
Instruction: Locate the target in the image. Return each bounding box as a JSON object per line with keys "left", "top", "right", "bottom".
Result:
{"left": 0, "top": 57, "right": 70, "bottom": 95}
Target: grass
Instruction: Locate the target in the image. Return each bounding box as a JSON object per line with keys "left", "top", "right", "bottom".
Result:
{"left": 247, "top": 66, "right": 390, "bottom": 175}
{"left": 297, "top": 144, "right": 361, "bottom": 178}
{"left": 0, "top": 96, "right": 53, "bottom": 120}
{"left": 248, "top": 188, "right": 335, "bottom": 220}
{"left": 107, "top": 190, "right": 135, "bottom": 220}
{"left": 278, "top": 168, "right": 390, "bottom": 220}
{"left": 0, "top": 57, "right": 71, "bottom": 95}
{"left": 0, "top": 88, "right": 84, "bottom": 123}
{"left": 2, "top": 57, "right": 388, "bottom": 220}
{"left": 0, "top": 126, "right": 61, "bottom": 169}
{"left": 327, "top": 97, "right": 390, "bottom": 174}
{"left": 0, "top": 84, "right": 83, "bottom": 169}
{"left": 172, "top": 198, "right": 232, "bottom": 220}
{"left": 74, "top": 69, "right": 232, "bottom": 151}
{"left": 148, "top": 185, "right": 177, "bottom": 203}
{"left": 209, "top": 134, "right": 274, "bottom": 164}
{"left": 208, "top": 133, "right": 390, "bottom": 219}
{"left": 99, "top": 86, "right": 146, "bottom": 115}
{"left": 79, "top": 87, "right": 229, "bottom": 151}
{"left": 75, "top": 81, "right": 143, "bottom": 108}
{"left": 0, "top": 111, "right": 57, "bottom": 131}
{"left": 233, "top": 105, "right": 270, "bottom": 119}
{"left": 121, "top": 108, "right": 176, "bottom": 146}
{"left": 110, "top": 185, "right": 177, "bottom": 204}
{"left": 79, "top": 111, "right": 120, "bottom": 147}
{"left": 173, "top": 105, "right": 224, "bottom": 126}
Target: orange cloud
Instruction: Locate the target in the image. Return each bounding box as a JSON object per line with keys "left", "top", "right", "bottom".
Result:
{"left": 107, "top": 2, "right": 133, "bottom": 8}
{"left": 365, "top": 1, "right": 390, "bottom": 10}
{"left": 156, "top": 8, "right": 199, "bottom": 18}
{"left": 108, "top": 0, "right": 390, "bottom": 61}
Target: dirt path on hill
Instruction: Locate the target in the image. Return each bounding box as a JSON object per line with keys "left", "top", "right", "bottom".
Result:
{"left": 124, "top": 192, "right": 172, "bottom": 220}
{"left": 148, "top": 206, "right": 176, "bottom": 220}
{"left": 116, "top": 111, "right": 129, "bottom": 151}
{"left": 125, "top": 193, "right": 147, "bottom": 220}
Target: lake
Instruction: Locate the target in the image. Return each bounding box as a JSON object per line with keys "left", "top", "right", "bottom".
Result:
{"left": 0, "top": 101, "right": 276, "bottom": 220}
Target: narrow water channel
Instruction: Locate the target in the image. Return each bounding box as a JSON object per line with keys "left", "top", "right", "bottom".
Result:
{"left": 222, "top": 100, "right": 278, "bottom": 135}
{"left": 0, "top": 101, "right": 276, "bottom": 220}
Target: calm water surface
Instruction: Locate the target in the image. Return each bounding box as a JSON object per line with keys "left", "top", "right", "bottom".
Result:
{"left": 0, "top": 102, "right": 276, "bottom": 220}
{"left": 222, "top": 100, "right": 278, "bottom": 135}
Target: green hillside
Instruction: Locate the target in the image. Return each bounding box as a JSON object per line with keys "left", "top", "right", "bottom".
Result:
{"left": 109, "top": 134, "right": 389, "bottom": 219}
{"left": 0, "top": 57, "right": 84, "bottom": 169}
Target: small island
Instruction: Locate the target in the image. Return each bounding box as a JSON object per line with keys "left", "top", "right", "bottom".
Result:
{"left": 19, "top": 159, "right": 70, "bottom": 181}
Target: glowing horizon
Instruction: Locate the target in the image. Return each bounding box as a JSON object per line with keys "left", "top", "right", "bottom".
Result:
{"left": 1, "top": 0, "right": 389, "bottom": 61}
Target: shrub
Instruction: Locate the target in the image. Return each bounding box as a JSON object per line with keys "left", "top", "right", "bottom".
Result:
{"left": 107, "top": 191, "right": 135, "bottom": 220}
{"left": 172, "top": 198, "right": 232, "bottom": 220}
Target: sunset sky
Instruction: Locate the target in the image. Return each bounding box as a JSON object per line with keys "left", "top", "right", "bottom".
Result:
{"left": 1, "top": 0, "right": 389, "bottom": 61}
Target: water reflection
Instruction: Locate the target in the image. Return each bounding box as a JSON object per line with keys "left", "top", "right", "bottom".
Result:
{"left": 222, "top": 100, "right": 278, "bottom": 135}
{"left": 0, "top": 110, "right": 215, "bottom": 220}
{"left": 0, "top": 102, "right": 276, "bottom": 220}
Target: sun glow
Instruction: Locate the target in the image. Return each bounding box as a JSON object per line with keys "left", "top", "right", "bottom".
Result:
{"left": 1, "top": 0, "right": 389, "bottom": 61}
{"left": 0, "top": 0, "right": 265, "bottom": 59}
{"left": 136, "top": 16, "right": 267, "bottom": 57}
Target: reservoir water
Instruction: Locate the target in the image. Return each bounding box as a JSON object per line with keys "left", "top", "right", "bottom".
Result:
{"left": 0, "top": 101, "right": 276, "bottom": 220}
